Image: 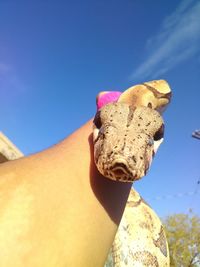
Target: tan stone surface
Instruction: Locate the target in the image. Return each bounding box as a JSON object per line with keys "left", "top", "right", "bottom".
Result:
{"left": 0, "top": 132, "right": 23, "bottom": 163}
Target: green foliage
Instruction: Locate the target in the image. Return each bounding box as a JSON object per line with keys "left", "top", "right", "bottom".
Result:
{"left": 163, "top": 212, "right": 200, "bottom": 267}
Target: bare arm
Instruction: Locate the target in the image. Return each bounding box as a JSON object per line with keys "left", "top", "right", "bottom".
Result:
{"left": 0, "top": 120, "right": 132, "bottom": 267}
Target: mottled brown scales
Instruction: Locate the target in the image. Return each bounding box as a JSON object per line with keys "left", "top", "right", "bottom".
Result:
{"left": 93, "top": 103, "right": 164, "bottom": 182}
{"left": 105, "top": 189, "right": 170, "bottom": 267}
{"left": 153, "top": 226, "right": 168, "bottom": 258}
{"left": 126, "top": 198, "right": 142, "bottom": 208}
{"left": 131, "top": 251, "right": 159, "bottom": 267}
{"left": 94, "top": 80, "right": 171, "bottom": 267}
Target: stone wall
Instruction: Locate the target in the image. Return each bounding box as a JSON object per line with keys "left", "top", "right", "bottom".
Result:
{"left": 0, "top": 132, "right": 23, "bottom": 163}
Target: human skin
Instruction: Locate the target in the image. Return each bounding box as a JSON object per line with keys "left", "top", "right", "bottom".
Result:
{"left": 0, "top": 120, "right": 132, "bottom": 267}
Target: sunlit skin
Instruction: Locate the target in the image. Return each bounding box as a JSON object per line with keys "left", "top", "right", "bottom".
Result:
{"left": 0, "top": 120, "right": 132, "bottom": 267}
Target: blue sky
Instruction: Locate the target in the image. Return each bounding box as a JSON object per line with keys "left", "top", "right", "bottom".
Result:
{"left": 0, "top": 0, "right": 200, "bottom": 218}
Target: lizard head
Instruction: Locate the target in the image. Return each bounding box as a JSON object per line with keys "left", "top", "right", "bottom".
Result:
{"left": 93, "top": 103, "right": 164, "bottom": 182}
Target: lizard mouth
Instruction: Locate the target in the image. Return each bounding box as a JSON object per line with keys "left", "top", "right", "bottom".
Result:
{"left": 108, "top": 156, "right": 147, "bottom": 181}
{"left": 110, "top": 159, "right": 135, "bottom": 181}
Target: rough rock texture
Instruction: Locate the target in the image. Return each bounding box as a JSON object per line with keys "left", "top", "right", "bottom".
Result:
{"left": 0, "top": 132, "right": 23, "bottom": 163}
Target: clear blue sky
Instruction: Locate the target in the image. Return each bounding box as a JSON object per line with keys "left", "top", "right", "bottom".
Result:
{"left": 0, "top": 0, "right": 200, "bottom": 218}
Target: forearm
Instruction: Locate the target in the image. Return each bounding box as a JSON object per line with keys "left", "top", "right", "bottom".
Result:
{"left": 0, "top": 120, "right": 132, "bottom": 267}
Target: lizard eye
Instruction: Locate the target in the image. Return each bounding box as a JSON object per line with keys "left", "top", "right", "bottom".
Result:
{"left": 93, "top": 111, "right": 102, "bottom": 129}
{"left": 154, "top": 124, "right": 164, "bottom": 141}
{"left": 148, "top": 137, "right": 154, "bottom": 146}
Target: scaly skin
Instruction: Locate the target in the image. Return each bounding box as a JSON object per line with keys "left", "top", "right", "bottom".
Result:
{"left": 93, "top": 80, "right": 171, "bottom": 266}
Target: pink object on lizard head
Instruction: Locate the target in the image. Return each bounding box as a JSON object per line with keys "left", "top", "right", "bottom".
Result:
{"left": 96, "top": 91, "right": 122, "bottom": 110}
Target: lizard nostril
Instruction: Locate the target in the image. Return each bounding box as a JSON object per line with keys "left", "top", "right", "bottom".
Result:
{"left": 111, "top": 162, "right": 130, "bottom": 177}
{"left": 113, "top": 168, "right": 126, "bottom": 176}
